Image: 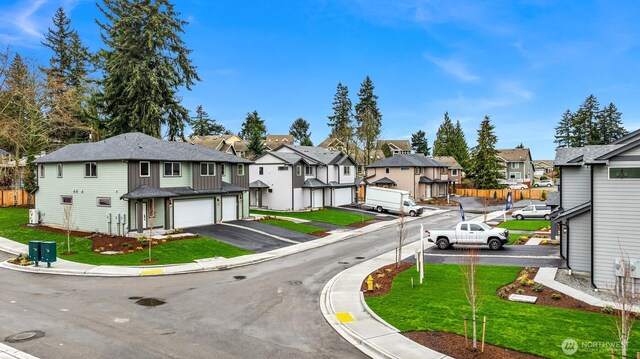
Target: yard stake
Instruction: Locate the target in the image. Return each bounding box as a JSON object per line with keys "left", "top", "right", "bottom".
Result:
{"left": 481, "top": 316, "right": 486, "bottom": 352}
{"left": 610, "top": 347, "right": 614, "bottom": 359}
{"left": 463, "top": 315, "right": 468, "bottom": 346}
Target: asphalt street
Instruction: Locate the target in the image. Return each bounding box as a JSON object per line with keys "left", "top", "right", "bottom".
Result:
{"left": 421, "top": 244, "right": 563, "bottom": 267}
{"left": 0, "top": 211, "right": 465, "bottom": 359}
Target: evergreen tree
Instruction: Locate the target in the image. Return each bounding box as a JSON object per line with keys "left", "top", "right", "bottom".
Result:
{"left": 239, "top": 111, "right": 266, "bottom": 157}
{"left": 98, "top": 0, "right": 200, "bottom": 140}
{"left": 189, "top": 105, "right": 226, "bottom": 137}
{"left": 300, "top": 136, "right": 313, "bottom": 146}
{"left": 597, "top": 103, "right": 627, "bottom": 144}
{"left": 432, "top": 112, "right": 455, "bottom": 157}
{"left": 451, "top": 120, "right": 470, "bottom": 171}
{"left": 554, "top": 109, "right": 573, "bottom": 148}
{"left": 516, "top": 142, "right": 524, "bottom": 148}
{"left": 381, "top": 143, "right": 393, "bottom": 158}
{"left": 577, "top": 94, "right": 601, "bottom": 146}
{"left": 411, "top": 130, "right": 430, "bottom": 155}
{"left": 289, "top": 118, "right": 311, "bottom": 145}
{"left": 327, "top": 82, "right": 354, "bottom": 153}
{"left": 468, "top": 116, "right": 503, "bottom": 189}
{"left": 354, "top": 76, "right": 382, "bottom": 166}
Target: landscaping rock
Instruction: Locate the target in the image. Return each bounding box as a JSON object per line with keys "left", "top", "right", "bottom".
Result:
{"left": 508, "top": 294, "right": 538, "bottom": 303}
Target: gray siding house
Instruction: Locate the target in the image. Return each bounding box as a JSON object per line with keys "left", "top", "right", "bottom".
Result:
{"left": 497, "top": 148, "right": 534, "bottom": 185}
{"left": 34, "top": 132, "right": 252, "bottom": 235}
{"left": 554, "top": 130, "right": 640, "bottom": 288}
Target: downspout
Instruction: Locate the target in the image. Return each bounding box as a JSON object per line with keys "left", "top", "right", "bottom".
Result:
{"left": 566, "top": 220, "right": 570, "bottom": 269}
{"left": 291, "top": 165, "right": 294, "bottom": 210}
{"left": 559, "top": 168, "right": 564, "bottom": 259}
{"left": 590, "top": 166, "right": 596, "bottom": 289}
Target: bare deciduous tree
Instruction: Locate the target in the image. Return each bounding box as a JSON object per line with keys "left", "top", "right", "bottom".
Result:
{"left": 62, "top": 204, "right": 74, "bottom": 254}
{"left": 609, "top": 249, "right": 638, "bottom": 359}
{"left": 458, "top": 247, "right": 481, "bottom": 350}
{"left": 395, "top": 213, "right": 407, "bottom": 268}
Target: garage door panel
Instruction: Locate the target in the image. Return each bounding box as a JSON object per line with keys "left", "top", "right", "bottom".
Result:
{"left": 174, "top": 198, "right": 215, "bottom": 228}
{"left": 334, "top": 188, "right": 352, "bottom": 206}
{"left": 222, "top": 196, "right": 238, "bottom": 222}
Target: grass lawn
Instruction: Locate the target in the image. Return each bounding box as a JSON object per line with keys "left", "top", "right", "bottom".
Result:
{"left": 508, "top": 233, "right": 531, "bottom": 244}
{"left": 497, "top": 219, "right": 550, "bottom": 231}
{"left": 260, "top": 219, "right": 325, "bottom": 234}
{"left": 366, "top": 264, "right": 640, "bottom": 358}
{"left": 251, "top": 208, "right": 373, "bottom": 226}
{"left": 0, "top": 208, "right": 252, "bottom": 266}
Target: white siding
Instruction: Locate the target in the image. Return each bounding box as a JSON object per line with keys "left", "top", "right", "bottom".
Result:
{"left": 339, "top": 165, "right": 355, "bottom": 184}
{"left": 561, "top": 166, "right": 591, "bottom": 209}
{"left": 292, "top": 188, "right": 304, "bottom": 210}
{"left": 251, "top": 155, "right": 293, "bottom": 210}
{"left": 567, "top": 213, "right": 591, "bottom": 273}
{"left": 316, "top": 166, "right": 329, "bottom": 184}
{"left": 326, "top": 166, "right": 338, "bottom": 183}
{"left": 593, "top": 162, "right": 640, "bottom": 288}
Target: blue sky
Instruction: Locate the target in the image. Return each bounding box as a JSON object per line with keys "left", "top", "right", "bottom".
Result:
{"left": 2, "top": 0, "right": 640, "bottom": 160}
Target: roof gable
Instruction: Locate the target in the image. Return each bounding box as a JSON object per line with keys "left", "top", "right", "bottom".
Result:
{"left": 367, "top": 154, "right": 448, "bottom": 168}
{"left": 496, "top": 148, "right": 532, "bottom": 162}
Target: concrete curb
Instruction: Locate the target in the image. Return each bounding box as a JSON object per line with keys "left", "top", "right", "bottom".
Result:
{"left": 0, "top": 343, "right": 38, "bottom": 359}
{"left": 0, "top": 210, "right": 448, "bottom": 277}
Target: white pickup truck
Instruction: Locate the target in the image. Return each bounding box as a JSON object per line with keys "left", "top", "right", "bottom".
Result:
{"left": 425, "top": 221, "right": 509, "bottom": 250}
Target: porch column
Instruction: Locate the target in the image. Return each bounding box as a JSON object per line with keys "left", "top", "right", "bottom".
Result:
{"left": 136, "top": 199, "right": 143, "bottom": 233}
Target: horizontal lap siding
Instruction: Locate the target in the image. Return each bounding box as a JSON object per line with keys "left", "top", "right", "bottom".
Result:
{"left": 561, "top": 166, "right": 590, "bottom": 209}
{"left": 593, "top": 162, "right": 640, "bottom": 288}
{"left": 568, "top": 213, "right": 591, "bottom": 272}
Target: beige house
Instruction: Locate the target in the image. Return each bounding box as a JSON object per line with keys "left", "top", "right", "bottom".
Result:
{"left": 263, "top": 135, "right": 294, "bottom": 150}
{"left": 187, "top": 134, "right": 249, "bottom": 158}
{"left": 366, "top": 154, "right": 450, "bottom": 200}
{"left": 432, "top": 156, "right": 463, "bottom": 190}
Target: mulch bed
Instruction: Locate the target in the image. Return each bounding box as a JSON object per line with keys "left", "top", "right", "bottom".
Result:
{"left": 27, "top": 224, "right": 194, "bottom": 254}
{"left": 419, "top": 199, "right": 459, "bottom": 206}
{"left": 349, "top": 219, "right": 380, "bottom": 229}
{"left": 496, "top": 267, "right": 606, "bottom": 314}
{"left": 361, "top": 262, "right": 413, "bottom": 297}
{"left": 404, "top": 331, "right": 544, "bottom": 359}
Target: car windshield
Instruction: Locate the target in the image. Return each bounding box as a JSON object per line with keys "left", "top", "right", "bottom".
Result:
{"left": 406, "top": 199, "right": 417, "bottom": 206}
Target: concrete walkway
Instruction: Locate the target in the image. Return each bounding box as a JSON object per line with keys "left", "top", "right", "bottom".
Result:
{"left": 0, "top": 343, "right": 37, "bottom": 359}
{"left": 0, "top": 210, "right": 448, "bottom": 277}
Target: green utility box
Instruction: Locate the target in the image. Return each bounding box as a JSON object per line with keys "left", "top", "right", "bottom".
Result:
{"left": 40, "top": 241, "right": 57, "bottom": 267}
{"left": 28, "top": 241, "right": 41, "bottom": 266}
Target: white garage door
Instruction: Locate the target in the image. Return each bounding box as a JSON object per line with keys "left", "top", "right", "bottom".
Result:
{"left": 174, "top": 198, "right": 215, "bottom": 228}
{"left": 334, "top": 188, "right": 353, "bottom": 207}
{"left": 312, "top": 190, "right": 323, "bottom": 208}
{"left": 221, "top": 196, "right": 238, "bottom": 222}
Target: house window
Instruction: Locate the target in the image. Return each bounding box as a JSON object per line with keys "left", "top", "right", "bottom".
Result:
{"left": 509, "top": 173, "right": 522, "bottom": 179}
{"left": 237, "top": 164, "right": 245, "bottom": 176}
{"left": 278, "top": 166, "right": 288, "bottom": 171}
{"left": 385, "top": 167, "right": 390, "bottom": 174}
{"left": 221, "top": 164, "right": 226, "bottom": 176}
{"left": 259, "top": 167, "right": 264, "bottom": 175}
{"left": 400, "top": 167, "right": 409, "bottom": 171}
{"left": 296, "top": 165, "right": 302, "bottom": 176}
{"left": 452, "top": 169, "right": 458, "bottom": 176}
{"left": 200, "top": 162, "right": 216, "bottom": 176}
{"left": 343, "top": 166, "right": 351, "bottom": 175}
{"left": 609, "top": 167, "right": 640, "bottom": 179}
{"left": 97, "top": 197, "right": 111, "bottom": 207}
{"left": 164, "top": 162, "right": 181, "bottom": 176}
{"left": 84, "top": 162, "right": 97, "bottom": 178}
{"left": 140, "top": 161, "right": 150, "bottom": 177}
{"left": 60, "top": 195, "right": 73, "bottom": 205}
{"left": 357, "top": 165, "right": 363, "bottom": 173}
{"left": 56, "top": 163, "right": 63, "bottom": 178}
{"left": 39, "top": 164, "right": 45, "bottom": 178}
{"left": 511, "top": 162, "right": 520, "bottom": 169}
{"left": 305, "top": 166, "right": 313, "bottom": 175}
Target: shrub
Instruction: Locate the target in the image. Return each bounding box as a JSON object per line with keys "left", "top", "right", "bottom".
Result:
{"left": 518, "top": 273, "right": 529, "bottom": 286}
{"left": 516, "top": 288, "right": 525, "bottom": 294}
{"left": 551, "top": 293, "right": 562, "bottom": 300}
{"left": 540, "top": 175, "right": 548, "bottom": 180}
{"left": 541, "top": 191, "right": 547, "bottom": 201}
{"left": 526, "top": 279, "right": 535, "bottom": 286}
{"left": 497, "top": 289, "right": 508, "bottom": 298}
{"left": 601, "top": 305, "right": 615, "bottom": 314}
{"left": 525, "top": 267, "right": 535, "bottom": 273}
{"left": 532, "top": 283, "right": 544, "bottom": 292}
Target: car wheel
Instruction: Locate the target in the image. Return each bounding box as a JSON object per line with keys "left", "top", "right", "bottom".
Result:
{"left": 534, "top": 184, "right": 539, "bottom": 187}
{"left": 409, "top": 210, "right": 417, "bottom": 217}
{"left": 489, "top": 239, "right": 502, "bottom": 250}
{"left": 544, "top": 214, "right": 550, "bottom": 220}
{"left": 376, "top": 206, "right": 383, "bottom": 213}
{"left": 547, "top": 184, "right": 552, "bottom": 187}
{"left": 516, "top": 214, "right": 524, "bottom": 220}
{"left": 436, "top": 238, "right": 450, "bottom": 250}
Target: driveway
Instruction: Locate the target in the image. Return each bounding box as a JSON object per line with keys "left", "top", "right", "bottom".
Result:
{"left": 233, "top": 220, "right": 317, "bottom": 242}
{"left": 188, "top": 222, "right": 295, "bottom": 253}
{"left": 418, "top": 244, "right": 563, "bottom": 267}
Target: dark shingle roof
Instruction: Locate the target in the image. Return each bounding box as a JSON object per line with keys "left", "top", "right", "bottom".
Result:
{"left": 302, "top": 178, "right": 328, "bottom": 188}
{"left": 554, "top": 145, "right": 623, "bottom": 166}
{"left": 249, "top": 180, "right": 270, "bottom": 189}
{"left": 121, "top": 181, "right": 247, "bottom": 200}
{"left": 546, "top": 191, "right": 560, "bottom": 207}
{"left": 35, "top": 132, "right": 252, "bottom": 164}
{"left": 367, "top": 154, "right": 448, "bottom": 168}
{"left": 418, "top": 176, "right": 448, "bottom": 183}
{"left": 555, "top": 201, "right": 591, "bottom": 221}
{"left": 120, "top": 185, "right": 176, "bottom": 199}
{"left": 372, "top": 177, "right": 396, "bottom": 185}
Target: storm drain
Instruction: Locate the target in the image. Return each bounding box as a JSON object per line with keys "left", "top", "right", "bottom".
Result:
{"left": 135, "top": 298, "right": 166, "bottom": 307}
{"left": 355, "top": 256, "right": 365, "bottom": 260}
{"left": 4, "top": 330, "right": 45, "bottom": 343}
{"left": 233, "top": 275, "right": 246, "bottom": 280}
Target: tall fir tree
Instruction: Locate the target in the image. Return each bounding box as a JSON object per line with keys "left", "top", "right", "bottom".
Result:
{"left": 410, "top": 130, "right": 430, "bottom": 156}
{"left": 354, "top": 76, "right": 382, "bottom": 166}
{"left": 577, "top": 94, "right": 601, "bottom": 146}
{"left": 451, "top": 120, "right": 470, "bottom": 172}
{"left": 468, "top": 116, "right": 503, "bottom": 189}
{"left": 380, "top": 143, "right": 393, "bottom": 158}
{"left": 327, "top": 82, "right": 354, "bottom": 153}
{"left": 189, "top": 105, "right": 226, "bottom": 137}
{"left": 432, "top": 112, "right": 455, "bottom": 157}
{"left": 289, "top": 118, "right": 311, "bottom": 145}
{"left": 597, "top": 103, "right": 627, "bottom": 144}
{"left": 554, "top": 109, "right": 573, "bottom": 148}
{"left": 98, "top": 0, "right": 200, "bottom": 140}
{"left": 239, "top": 111, "right": 267, "bottom": 158}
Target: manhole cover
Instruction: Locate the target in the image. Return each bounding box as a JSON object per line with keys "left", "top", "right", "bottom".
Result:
{"left": 233, "top": 275, "right": 246, "bottom": 280}
{"left": 128, "top": 296, "right": 143, "bottom": 300}
{"left": 338, "top": 261, "right": 349, "bottom": 265}
{"left": 4, "top": 330, "right": 44, "bottom": 343}
{"left": 135, "top": 298, "right": 165, "bottom": 307}
{"left": 355, "top": 256, "right": 365, "bottom": 260}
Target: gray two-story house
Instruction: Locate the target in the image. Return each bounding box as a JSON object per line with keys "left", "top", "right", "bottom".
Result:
{"left": 33, "top": 132, "right": 252, "bottom": 235}
{"left": 554, "top": 129, "right": 640, "bottom": 288}
{"left": 497, "top": 148, "right": 534, "bottom": 185}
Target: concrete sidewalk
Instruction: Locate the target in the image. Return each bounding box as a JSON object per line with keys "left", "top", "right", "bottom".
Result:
{"left": 0, "top": 343, "right": 38, "bottom": 359}
{"left": 0, "top": 210, "right": 448, "bottom": 277}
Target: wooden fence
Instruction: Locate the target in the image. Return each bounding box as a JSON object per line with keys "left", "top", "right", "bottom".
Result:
{"left": 455, "top": 188, "right": 550, "bottom": 201}
{"left": 0, "top": 189, "right": 34, "bottom": 207}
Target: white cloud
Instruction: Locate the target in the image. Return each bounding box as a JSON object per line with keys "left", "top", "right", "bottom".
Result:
{"left": 424, "top": 53, "right": 480, "bottom": 82}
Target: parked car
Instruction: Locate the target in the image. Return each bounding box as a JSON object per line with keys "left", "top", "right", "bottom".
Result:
{"left": 511, "top": 204, "right": 552, "bottom": 220}
{"left": 509, "top": 183, "right": 529, "bottom": 190}
{"left": 364, "top": 187, "right": 424, "bottom": 216}
{"left": 425, "top": 221, "right": 509, "bottom": 250}
{"left": 533, "top": 179, "right": 554, "bottom": 187}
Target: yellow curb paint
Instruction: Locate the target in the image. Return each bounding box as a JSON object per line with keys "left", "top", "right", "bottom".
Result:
{"left": 140, "top": 269, "right": 164, "bottom": 276}
{"left": 336, "top": 312, "right": 355, "bottom": 323}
